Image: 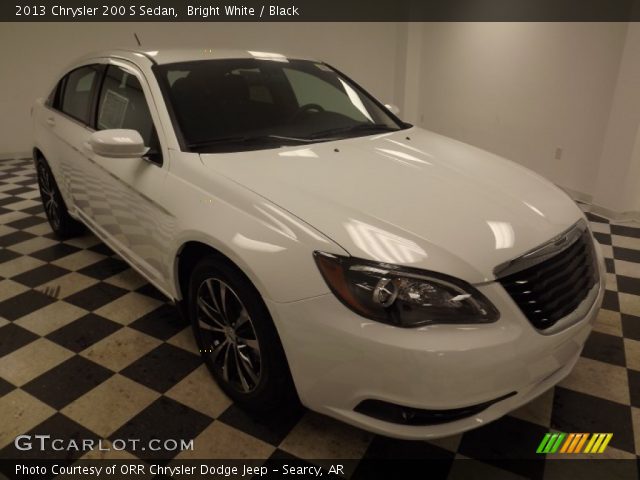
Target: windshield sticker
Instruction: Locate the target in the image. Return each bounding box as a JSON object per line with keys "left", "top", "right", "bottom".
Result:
{"left": 98, "top": 89, "right": 129, "bottom": 129}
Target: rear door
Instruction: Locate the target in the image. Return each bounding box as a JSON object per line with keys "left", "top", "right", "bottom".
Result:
{"left": 37, "top": 64, "right": 104, "bottom": 210}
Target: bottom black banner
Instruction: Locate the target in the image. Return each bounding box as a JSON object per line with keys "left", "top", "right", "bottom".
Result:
{"left": 1, "top": 458, "right": 639, "bottom": 480}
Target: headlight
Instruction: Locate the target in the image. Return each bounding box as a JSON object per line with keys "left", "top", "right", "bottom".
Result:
{"left": 313, "top": 251, "right": 499, "bottom": 328}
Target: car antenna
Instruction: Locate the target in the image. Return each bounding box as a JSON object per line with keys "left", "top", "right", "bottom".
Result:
{"left": 134, "top": 32, "right": 142, "bottom": 46}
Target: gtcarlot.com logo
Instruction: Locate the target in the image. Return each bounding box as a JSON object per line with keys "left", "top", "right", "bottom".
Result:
{"left": 536, "top": 432, "right": 613, "bottom": 454}
{"left": 14, "top": 435, "right": 194, "bottom": 453}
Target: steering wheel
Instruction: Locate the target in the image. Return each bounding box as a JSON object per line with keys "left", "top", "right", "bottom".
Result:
{"left": 290, "top": 103, "right": 325, "bottom": 122}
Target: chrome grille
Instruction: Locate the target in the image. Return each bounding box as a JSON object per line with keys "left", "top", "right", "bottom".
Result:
{"left": 497, "top": 222, "right": 599, "bottom": 331}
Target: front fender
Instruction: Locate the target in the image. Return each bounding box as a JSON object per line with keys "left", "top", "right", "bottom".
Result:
{"left": 165, "top": 154, "right": 347, "bottom": 303}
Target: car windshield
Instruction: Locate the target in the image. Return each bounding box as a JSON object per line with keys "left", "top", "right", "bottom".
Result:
{"left": 154, "top": 58, "right": 407, "bottom": 152}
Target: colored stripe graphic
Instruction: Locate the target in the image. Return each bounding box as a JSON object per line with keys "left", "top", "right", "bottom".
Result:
{"left": 590, "top": 434, "right": 606, "bottom": 453}
{"left": 559, "top": 433, "right": 575, "bottom": 453}
{"left": 597, "top": 433, "right": 613, "bottom": 453}
{"left": 537, "top": 433, "right": 566, "bottom": 453}
{"left": 537, "top": 433, "right": 613, "bottom": 454}
{"left": 574, "top": 433, "right": 588, "bottom": 453}
{"left": 584, "top": 433, "right": 598, "bottom": 453}
{"left": 584, "top": 433, "right": 613, "bottom": 453}
{"left": 536, "top": 433, "right": 552, "bottom": 453}
{"left": 543, "top": 433, "right": 558, "bottom": 453}
{"left": 549, "top": 433, "right": 565, "bottom": 453}
{"left": 568, "top": 433, "right": 585, "bottom": 453}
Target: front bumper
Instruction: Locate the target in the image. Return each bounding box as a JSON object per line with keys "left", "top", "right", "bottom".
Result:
{"left": 268, "top": 244, "right": 605, "bottom": 439}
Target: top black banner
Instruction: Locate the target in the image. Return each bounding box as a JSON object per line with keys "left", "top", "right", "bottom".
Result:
{"left": 5, "top": 0, "right": 640, "bottom": 21}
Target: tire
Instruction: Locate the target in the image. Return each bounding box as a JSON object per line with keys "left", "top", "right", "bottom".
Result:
{"left": 36, "top": 157, "right": 84, "bottom": 239}
{"left": 188, "top": 255, "right": 297, "bottom": 411}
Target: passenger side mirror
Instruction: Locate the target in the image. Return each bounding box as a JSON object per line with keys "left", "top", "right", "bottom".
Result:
{"left": 87, "top": 129, "right": 149, "bottom": 158}
{"left": 384, "top": 104, "right": 400, "bottom": 116}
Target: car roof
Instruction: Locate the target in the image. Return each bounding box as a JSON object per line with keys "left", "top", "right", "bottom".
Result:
{"left": 81, "top": 48, "right": 316, "bottom": 66}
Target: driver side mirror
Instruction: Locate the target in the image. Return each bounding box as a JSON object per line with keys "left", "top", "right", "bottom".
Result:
{"left": 384, "top": 104, "right": 400, "bottom": 116}
{"left": 87, "top": 129, "right": 149, "bottom": 158}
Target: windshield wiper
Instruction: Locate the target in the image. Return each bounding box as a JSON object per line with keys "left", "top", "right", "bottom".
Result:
{"left": 188, "top": 134, "right": 312, "bottom": 150}
{"left": 309, "top": 123, "right": 398, "bottom": 139}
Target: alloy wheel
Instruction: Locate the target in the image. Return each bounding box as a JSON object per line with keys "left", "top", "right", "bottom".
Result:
{"left": 196, "top": 277, "right": 262, "bottom": 393}
{"left": 37, "top": 164, "right": 61, "bottom": 230}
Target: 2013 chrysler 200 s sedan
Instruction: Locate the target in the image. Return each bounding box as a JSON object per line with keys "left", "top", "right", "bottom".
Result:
{"left": 32, "top": 48, "right": 605, "bottom": 439}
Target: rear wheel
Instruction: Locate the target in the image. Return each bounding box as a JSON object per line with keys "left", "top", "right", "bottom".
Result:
{"left": 188, "top": 256, "right": 296, "bottom": 411}
{"left": 36, "top": 157, "right": 83, "bottom": 239}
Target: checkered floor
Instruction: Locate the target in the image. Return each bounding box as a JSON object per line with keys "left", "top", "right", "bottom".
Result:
{"left": 0, "top": 157, "right": 639, "bottom": 477}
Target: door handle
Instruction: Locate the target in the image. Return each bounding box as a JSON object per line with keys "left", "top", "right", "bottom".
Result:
{"left": 46, "top": 117, "right": 55, "bottom": 126}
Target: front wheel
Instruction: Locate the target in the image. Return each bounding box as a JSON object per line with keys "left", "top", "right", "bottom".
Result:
{"left": 188, "top": 256, "right": 296, "bottom": 411}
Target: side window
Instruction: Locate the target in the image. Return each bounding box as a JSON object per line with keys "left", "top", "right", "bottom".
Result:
{"left": 59, "top": 65, "right": 101, "bottom": 124}
{"left": 97, "top": 65, "right": 159, "bottom": 154}
{"left": 45, "top": 85, "right": 57, "bottom": 107}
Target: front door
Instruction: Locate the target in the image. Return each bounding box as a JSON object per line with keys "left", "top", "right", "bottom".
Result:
{"left": 76, "top": 62, "right": 174, "bottom": 291}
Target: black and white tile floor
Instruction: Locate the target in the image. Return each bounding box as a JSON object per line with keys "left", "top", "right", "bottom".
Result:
{"left": 0, "top": 157, "right": 639, "bottom": 477}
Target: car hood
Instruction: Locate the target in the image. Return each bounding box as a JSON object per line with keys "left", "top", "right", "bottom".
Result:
{"left": 200, "top": 127, "right": 584, "bottom": 283}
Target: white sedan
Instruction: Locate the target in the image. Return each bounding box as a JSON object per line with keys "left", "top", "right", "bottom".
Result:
{"left": 32, "top": 48, "right": 605, "bottom": 439}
